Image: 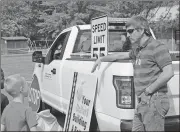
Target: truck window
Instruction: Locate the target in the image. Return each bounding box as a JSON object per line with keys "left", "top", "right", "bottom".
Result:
{"left": 72, "top": 30, "right": 131, "bottom": 53}
{"left": 45, "top": 31, "right": 71, "bottom": 64}
{"left": 73, "top": 30, "right": 91, "bottom": 53}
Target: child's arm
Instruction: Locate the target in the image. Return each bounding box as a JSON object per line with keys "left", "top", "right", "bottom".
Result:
{"left": 25, "top": 108, "right": 38, "bottom": 131}
{"left": 1, "top": 124, "right": 5, "bottom": 131}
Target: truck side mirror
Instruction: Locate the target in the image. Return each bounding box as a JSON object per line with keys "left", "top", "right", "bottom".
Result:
{"left": 32, "top": 51, "right": 44, "bottom": 63}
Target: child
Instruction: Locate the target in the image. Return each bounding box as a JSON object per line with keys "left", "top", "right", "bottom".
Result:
{"left": 1, "top": 68, "right": 9, "bottom": 114}
{"left": 1, "top": 74, "right": 38, "bottom": 131}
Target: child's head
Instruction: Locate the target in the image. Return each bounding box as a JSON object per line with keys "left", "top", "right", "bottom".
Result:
{"left": 4, "top": 74, "right": 29, "bottom": 98}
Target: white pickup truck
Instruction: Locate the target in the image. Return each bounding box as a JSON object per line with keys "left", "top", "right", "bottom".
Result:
{"left": 29, "top": 18, "right": 179, "bottom": 131}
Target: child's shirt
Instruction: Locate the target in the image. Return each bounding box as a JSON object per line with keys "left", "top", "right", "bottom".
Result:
{"left": 1, "top": 101, "right": 38, "bottom": 131}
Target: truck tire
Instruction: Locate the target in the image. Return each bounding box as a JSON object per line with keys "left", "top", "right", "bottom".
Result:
{"left": 38, "top": 101, "right": 46, "bottom": 112}
{"left": 38, "top": 100, "right": 43, "bottom": 112}
{"left": 38, "top": 101, "right": 53, "bottom": 112}
{"left": 89, "top": 108, "right": 100, "bottom": 131}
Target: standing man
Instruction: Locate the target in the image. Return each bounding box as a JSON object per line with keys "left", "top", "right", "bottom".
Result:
{"left": 91, "top": 16, "right": 174, "bottom": 131}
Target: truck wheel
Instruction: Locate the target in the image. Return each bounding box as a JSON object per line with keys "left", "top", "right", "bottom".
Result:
{"left": 37, "top": 100, "right": 43, "bottom": 112}
{"left": 38, "top": 101, "right": 52, "bottom": 112}
{"left": 38, "top": 100, "right": 46, "bottom": 112}
{"left": 89, "top": 109, "right": 100, "bottom": 131}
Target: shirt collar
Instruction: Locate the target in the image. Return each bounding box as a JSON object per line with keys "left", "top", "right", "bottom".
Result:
{"left": 138, "top": 37, "right": 153, "bottom": 50}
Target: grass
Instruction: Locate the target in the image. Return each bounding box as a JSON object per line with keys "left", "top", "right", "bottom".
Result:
{"left": 1, "top": 54, "right": 35, "bottom": 105}
{"left": 1, "top": 54, "right": 34, "bottom": 81}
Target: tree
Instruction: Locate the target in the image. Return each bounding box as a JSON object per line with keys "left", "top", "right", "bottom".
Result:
{"left": 37, "top": 0, "right": 96, "bottom": 39}
{"left": 1, "top": 0, "right": 40, "bottom": 38}
{"left": 1, "top": 0, "right": 179, "bottom": 41}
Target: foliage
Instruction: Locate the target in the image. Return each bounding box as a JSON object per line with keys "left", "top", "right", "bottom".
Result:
{"left": 1, "top": 0, "right": 40, "bottom": 39}
{"left": 1, "top": 0, "right": 179, "bottom": 40}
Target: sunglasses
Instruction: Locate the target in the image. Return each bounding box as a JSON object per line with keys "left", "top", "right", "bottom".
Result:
{"left": 126, "top": 29, "right": 136, "bottom": 34}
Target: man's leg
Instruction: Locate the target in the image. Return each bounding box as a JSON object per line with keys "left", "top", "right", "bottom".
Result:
{"left": 143, "top": 108, "right": 164, "bottom": 131}
{"left": 132, "top": 109, "right": 145, "bottom": 131}
{"left": 143, "top": 94, "right": 170, "bottom": 131}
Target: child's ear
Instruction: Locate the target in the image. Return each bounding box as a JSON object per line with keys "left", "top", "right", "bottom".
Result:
{"left": 20, "top": 86, "right": 23, "bottom": 93}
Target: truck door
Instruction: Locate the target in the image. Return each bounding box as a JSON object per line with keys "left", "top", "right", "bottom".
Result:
{"left": 41, "top": 31, "right": 71, "bottom": 107}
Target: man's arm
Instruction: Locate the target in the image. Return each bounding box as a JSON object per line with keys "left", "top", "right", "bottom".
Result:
{"left": 1, "top": 124, "right": 5, "bottom": 131}
{"left": 145, "top": 64, "right": 174, "bottom": 95}
{"left": 145, "top": 43, "right": 174, "bottom": 95}
{"left": 91, "top": 52, "right": 130, "bottom": 73}
{"left": 100, "top": 52, "right": 130, "bottom": 62}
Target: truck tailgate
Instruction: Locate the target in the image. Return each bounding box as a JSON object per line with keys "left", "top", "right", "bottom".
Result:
{"left": 166, "top": 61, "right": 179, "bottom": 116}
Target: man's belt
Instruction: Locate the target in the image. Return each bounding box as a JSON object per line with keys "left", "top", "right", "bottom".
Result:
{"left": 152, "top": 91, "right": 167, "bottom": 96}
{"left": 137, "top": 91, "right": 167, "bottom": 104}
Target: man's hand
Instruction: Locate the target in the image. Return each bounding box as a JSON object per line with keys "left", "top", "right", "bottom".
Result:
{"left": 144, "top": 86, "right": 153, "bottom": 96}
{"left": 91, "top": 58, "right": 101, "bottom": 73}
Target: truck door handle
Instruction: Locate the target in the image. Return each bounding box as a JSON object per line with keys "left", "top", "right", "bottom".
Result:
{"left": 51, "top": 68, "right": 56, "bottom": 74}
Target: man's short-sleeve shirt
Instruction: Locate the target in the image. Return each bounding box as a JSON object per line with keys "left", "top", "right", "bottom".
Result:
{"left": 1, "top": 101, "right": 37, "bottom": 131}
{"left": 129, "top": 37, "right": 172, "bottom": 96}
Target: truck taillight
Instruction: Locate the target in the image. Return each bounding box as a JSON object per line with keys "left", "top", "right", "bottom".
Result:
{"left": 113, "top": 76, "right": 135, "bottom": 109}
